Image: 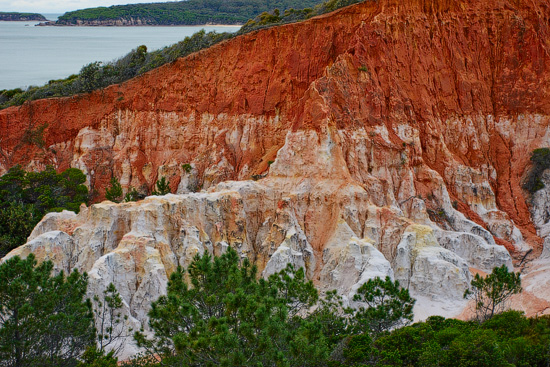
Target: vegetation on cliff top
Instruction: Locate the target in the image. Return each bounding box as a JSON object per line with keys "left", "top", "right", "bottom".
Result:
{"left": 0, "top": 0, "right": 366, "bottom": 110}
{"left": 56, "top": 0, "right": 321, "bottom": 25}
{"left": 0, "top": 30, "right": 233, "bottom": 110}
{"left": 0, "top": 12, "right": 46, "bottom": 21}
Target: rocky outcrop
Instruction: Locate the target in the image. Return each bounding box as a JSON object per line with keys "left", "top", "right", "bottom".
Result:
{"left": 3, "top": 0, "right": 550, "bottom": 357}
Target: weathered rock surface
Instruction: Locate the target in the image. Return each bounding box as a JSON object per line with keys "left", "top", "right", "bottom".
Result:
{"left": 3, "top": 0, "right": 550, "bottom": 357}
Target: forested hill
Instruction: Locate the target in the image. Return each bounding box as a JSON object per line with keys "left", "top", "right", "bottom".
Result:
{"left": 54, "top": 0, "right": 322, "bottom": 26}
{"left": 0, "top": 12, "right": 46, "bottom": 21}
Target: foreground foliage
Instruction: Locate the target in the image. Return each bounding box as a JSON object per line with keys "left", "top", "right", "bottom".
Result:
{"left": 0, "top": 246, "right": 546, "bottom": 367}
{"left": 338, "top": 311, "right": 550, "bottom": 366}
{"left": 0, "top": 165, "right": 88, "bottom": 256}
{"left": 352, "top": 276, "right": 415, "bottom": 335}
{"left": 0, "top": 255, "right": 95, "bottom": 367}
{"left": 134, "top": 248, "right": 329, "bottom": 366}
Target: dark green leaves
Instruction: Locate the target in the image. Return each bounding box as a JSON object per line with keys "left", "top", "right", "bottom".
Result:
{"left": 0, "top": 165, "right": 88, "bottom": 255}
{"left": 352, "top": 276, "right": 415, "bottom": 335}
{"left": 105, "top": 177, "right": 123, "bottom": 203}
{"left": 464, "top": 265, "right": 522, "bottom": 321}
{"left": 0, "top": 254, "right": 95, "bottom": 367}
{"left": 151, "top": 177, "right": 171, "bottom": 196}
{"left": 136, "top": 248, "right": 329, "bottom": 366}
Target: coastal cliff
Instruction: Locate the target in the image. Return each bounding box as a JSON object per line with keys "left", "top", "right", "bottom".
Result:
{"left": 2, "top": 0, "right": 550, "bottom": 356}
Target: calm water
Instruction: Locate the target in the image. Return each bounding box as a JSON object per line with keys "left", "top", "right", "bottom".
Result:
{"left": 0, "top": 14, "right": 240, "bottom": 89}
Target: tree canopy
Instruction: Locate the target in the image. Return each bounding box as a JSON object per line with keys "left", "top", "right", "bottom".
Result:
{"left": 135, "top": 248, "right": 328, "bottom": 366}
{"left": 0, "top": 165, "right": 88, "bottom": 256}
{"left": 464, "top": 265, "right": 522, "bottom": 322}
{"left": 0, "top": 254, "right": 95, "bottom": 367}
{"left": 0, "top": 247, "right": 546, "bottom": 367}
{"left": 56, "top": 0, "right": 322, "bottom": 26}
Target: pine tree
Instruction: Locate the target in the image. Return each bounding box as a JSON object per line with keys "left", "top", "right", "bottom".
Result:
{"left": 105, "top": 177, "right": 123, "bottom": 203}
{"left": 151, "top": 176, "right": 171, "bottom": 196}
{"left": 0, "top": 254, "right": 95, "bottom": 367}
{"left": 464, "top": 265, "right": 522, "bottom": 321}
{"left": 92, "top": 283, "right": 130, "bottom": 356}
{"left": 351, "top": 276, "right": 415, "bottom": 335}
{"left": 123, "top": 187, "right": 141, "bottom": 202}
{"left": 135, "top": 248, "right": 328, "bottom": 366}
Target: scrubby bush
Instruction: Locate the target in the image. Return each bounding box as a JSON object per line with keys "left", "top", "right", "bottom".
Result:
{"left": 524, "top": 147, "right": 550, "bottom": 194}
{"left": 105, "top": 177, "right": 123, "bottom": 203}
{"left": 0, "top": 254, "right": 96, "bottom": 366}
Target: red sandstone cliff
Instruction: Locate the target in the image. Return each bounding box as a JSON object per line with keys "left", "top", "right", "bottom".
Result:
{"left": 3, "top": 0, "right": 550, "bottom": 337}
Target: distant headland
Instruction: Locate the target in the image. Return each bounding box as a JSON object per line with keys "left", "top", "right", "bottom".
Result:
{"left": 0, "top": 12, "right": 47, "bottom": 21}
{"left": 35, "top": 0, "right": 321, "bottom": 26}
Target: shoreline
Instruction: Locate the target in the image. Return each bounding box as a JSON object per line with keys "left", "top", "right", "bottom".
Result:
{"left": 36, "top": 22, "right": 243, "bottom": 27}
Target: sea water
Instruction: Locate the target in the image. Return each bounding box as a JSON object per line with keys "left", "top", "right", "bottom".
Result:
{"left": 0, "top": 14, "right": 240, "bottom": 90}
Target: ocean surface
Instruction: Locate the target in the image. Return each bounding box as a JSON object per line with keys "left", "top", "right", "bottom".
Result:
{"left": 0, "top": 14, "right": 240, "bottom": 90}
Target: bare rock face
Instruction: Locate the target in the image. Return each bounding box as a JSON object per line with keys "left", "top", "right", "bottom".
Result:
{"left": 3, "top": 0, "right": 550, "bottom": 357}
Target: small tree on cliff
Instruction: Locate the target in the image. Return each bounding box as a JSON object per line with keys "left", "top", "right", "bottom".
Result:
{"left": 464, "top": 265, "right": 522, "bottom": 321}
{"left": 92, "top": 283, "right": 130, "bottom": 356}
{"left": 105, "top": 177, "right": 123, "bottom": 203}
{"left": 151, "top": 176, "right": 171, "bottom": 196}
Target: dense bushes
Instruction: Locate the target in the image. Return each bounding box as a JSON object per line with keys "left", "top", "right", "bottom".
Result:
{"left": 128, "top": 248, "right": 416, "bottom": 366}
{"left": 0, "top": 165, "right": 88, "bottom": 256}
{"left": 0, "top": 255, "right": 96, "bottom": 367}
{"left": 338, "top": 312, "right": 550, "bottom": 366}
{"left": 134, "top": 249, "right": 327, "bottom": 366}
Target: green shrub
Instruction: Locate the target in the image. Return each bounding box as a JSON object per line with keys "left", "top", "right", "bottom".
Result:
{"left": 463, "top": 264, "right": 522, "bottom": 322}
{"left": 0, "top": 255, "right": 96, "bottom": 365}
{"left": 0, "top": 165, "right": 88, "bottom": 255}
{"left": 151, "top": 176, "right": 171, "bottom": 196}
{"left": 524, "top": 147, "right": 550, "bottom": 193}
{"left": 105, "top": 177, "right": 123, "bottom": 203}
